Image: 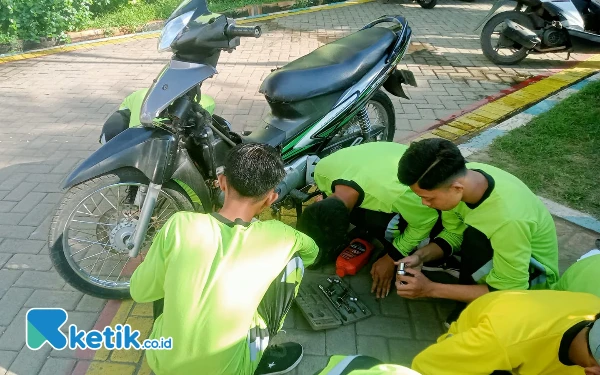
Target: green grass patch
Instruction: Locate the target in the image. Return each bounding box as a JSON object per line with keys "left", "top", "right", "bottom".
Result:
{"left": 487, "top": 80, "right": 600, "bottom": 218}
{"left": 84, "top": 0, "right": 285, "bottom": 32}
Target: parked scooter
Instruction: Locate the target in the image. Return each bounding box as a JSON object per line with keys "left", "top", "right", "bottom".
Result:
{"left": 47, "top": 0, "right": 418, "bottom": 299}
{"left": 477, "top": 0, "right": 600, "bottom": 64}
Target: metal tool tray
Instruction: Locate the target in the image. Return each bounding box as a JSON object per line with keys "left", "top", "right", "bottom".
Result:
{"left": 295, "top": 274, "right": 371, "bottom": 330}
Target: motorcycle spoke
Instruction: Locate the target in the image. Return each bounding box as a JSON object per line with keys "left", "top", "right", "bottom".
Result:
{"left": 89, "top": 196, "right": 102, "bottom": 214}
{"left": 99, "top": 191, "right": 117, "bottom": 211}
{"left": 69, "top": 237, "right": 111, "bottom": 247}
{"left": 155, "top": 200, "right": 173, "bottom": 222}
{"left": 70, "top": 235, "right": 109, "bottom": 257}
{"left": 106, "top": 254, "right": 126, "bottom": 280}
{"left": 71, "top": 219, "right": 115, "bottom": 226}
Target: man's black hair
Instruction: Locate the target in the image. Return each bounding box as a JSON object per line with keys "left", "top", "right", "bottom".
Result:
{"left": 296, "top": 198, "right": 350, "bottom": 262}
{"left": 397, "top": 138, "right": 467, "bottom": 190}
{"left": 223, "top": 143, "right": 285, "bottom": 198}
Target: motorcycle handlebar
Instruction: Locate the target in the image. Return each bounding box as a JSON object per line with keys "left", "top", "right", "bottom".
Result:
{"left": 225, "top": 25, "right": 262, "bottom": 38}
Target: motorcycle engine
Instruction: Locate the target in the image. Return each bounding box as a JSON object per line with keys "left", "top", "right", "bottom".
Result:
{"left": 542, "top": 27, "right": 568, "bottom": 47}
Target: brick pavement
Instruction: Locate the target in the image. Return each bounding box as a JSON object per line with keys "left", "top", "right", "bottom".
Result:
{"left": 0, "top": 0, "right": 597, "bottom": 373}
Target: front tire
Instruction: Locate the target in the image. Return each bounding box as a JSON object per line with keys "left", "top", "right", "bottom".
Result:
{"left": 481, "top": 11, "right": 535, "bottom": 65}
{"left": 48, "top": 168, "right": 194, "bottom": 299}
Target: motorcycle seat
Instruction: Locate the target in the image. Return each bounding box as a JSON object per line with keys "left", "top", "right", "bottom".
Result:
{"left": 259, "top": 27, "right": 396, "bottom": 102}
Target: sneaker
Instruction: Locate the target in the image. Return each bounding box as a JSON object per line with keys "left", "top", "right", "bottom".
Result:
{"left": 255, "top": 342, "right": 304, "bottom": 375}
{"left": 444, "top": 303, "right": 466, "bottom": 329}
{"left": 422, "top": 255, "right": 461, "bottom": 279}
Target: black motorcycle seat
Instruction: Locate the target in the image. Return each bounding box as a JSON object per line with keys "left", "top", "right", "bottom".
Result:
{"left": 259, "top": 27, "right": 397, "bottom": 102}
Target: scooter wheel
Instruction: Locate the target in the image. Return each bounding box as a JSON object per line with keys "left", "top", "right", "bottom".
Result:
{"left": 417, "top": 0, "right": 437, "bottom": 9}
{"left": 481, "top": 11, "right": 535, "bottom": 65}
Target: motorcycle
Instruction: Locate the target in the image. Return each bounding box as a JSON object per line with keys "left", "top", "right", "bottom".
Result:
{"left": 477, "top": 0, "right": 600, "bottom": 64}
{"left": 47, "top": 0, "right": 418, "bottom": 299}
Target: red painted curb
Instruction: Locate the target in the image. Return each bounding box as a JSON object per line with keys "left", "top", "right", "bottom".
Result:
{"left": 71, "top": 299, "right": 123, "bottom": 373}
{"left": 423, "top": 74, "right": 550, "bottom": 132}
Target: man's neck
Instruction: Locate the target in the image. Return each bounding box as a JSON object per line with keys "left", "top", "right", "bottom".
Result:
{"left": 332, "top": 185, "right": 360, "bottom": 210}
{"left": 461, "top": 170, "right": 489, "bottom": 205}
{"left": 569, "top": 327, "right": 596, "bottom": 368}
{"left": 218, "top": 200, "right": 260, "bottom": 223}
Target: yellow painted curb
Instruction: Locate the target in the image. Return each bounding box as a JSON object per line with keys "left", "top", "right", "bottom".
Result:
{"left": 421, "top": 54, "right": 600, "bottom": 143}
{"left": 0, "top": 0, "right": 374, "bottom": 65}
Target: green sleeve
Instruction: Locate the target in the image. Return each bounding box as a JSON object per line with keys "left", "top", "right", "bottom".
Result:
{"left": 292, "top": 228, "right": 319, "bottom": 267}
{"left": 435, "top": 210, "right": 466, "bottom": 253}
{"left": 391, "top": 194, "right": 439, "bottom": 256}
{"left": 485, "top": 221, "right": 532, "bottom": 290}
{"left": 129, "top": 215, "right": 177, "bottom": 303}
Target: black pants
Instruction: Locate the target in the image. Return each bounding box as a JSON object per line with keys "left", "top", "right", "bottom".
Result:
{"left": 348, "top": 208, "right": 444, "bottom": 259}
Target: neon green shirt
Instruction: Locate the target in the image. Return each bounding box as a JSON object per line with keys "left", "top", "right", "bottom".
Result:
{"left": 130, "top": 212, "right": 318, "bottom": 375}
{"left": 552, "top": 253, "right": 600, "bottom": 298}
{"left": 436, "top": 163, "right": 559, "bottom": 290}
{"left": 313, "top": 142, "right": 439, "bottom": 256}
{"left": 120, "top": 89, "right": 216, "bottom": 127}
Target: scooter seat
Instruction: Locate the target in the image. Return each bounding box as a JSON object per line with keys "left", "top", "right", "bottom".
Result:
{"left": 259, "top": 27, "right": 396, "bottom": 102}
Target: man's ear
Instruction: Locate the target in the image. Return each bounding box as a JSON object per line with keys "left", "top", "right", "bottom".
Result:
{"left": 263, "top": 190, "right": 279, "bottom": 207}
{"left": 449, "top": 180, "right": 464, "bottom": 193}
{"left": 217, "top": 174, "right": 227, "bottom": 192}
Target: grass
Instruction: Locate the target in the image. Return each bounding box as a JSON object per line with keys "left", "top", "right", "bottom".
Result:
{"left": 486, "top": 80, "right": 600, "bottom": 218}
{"left": 84, "top": 0, "right": 285, "bottom": 32}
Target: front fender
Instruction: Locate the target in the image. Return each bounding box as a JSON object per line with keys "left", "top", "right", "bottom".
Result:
{"left": 474, "top": 0, "right": 514, "bottom": 31}
{"left": 171, "top": 149, "right": 213, "bottom": 213}
{"left": 62, "top": 127, "right": 178, "bottom": 189}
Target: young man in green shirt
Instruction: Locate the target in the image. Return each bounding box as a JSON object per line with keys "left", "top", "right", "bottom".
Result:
{"left": 395, "top": 138, "right": 559, "bottom": 324}
{"left": 297, "top": 142, "right": 442, "bottom": 299}
{"left": 553, "top": 248, "right": 600, "bottom": 298}
{"left": 99, "top": 88, "right": 215, "bottom": 144}
{"left": 130, "top": 143, "right": 319, "bottom": 375}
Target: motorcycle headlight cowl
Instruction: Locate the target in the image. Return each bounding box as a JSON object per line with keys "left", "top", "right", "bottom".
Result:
{"left": 158, "top": 10, "right": 195, "bottom": 52}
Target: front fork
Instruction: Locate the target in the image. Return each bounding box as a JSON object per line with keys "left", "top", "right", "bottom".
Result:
{"left": 126, "top": 182, "right": 162, "bottom": 258}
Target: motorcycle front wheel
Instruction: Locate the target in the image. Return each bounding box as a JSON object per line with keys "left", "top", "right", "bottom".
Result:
{"left": 481, "top": 11, "right": 534, "bottom": 65}
{"left": 48, "top": 168, "right": 194, "bottom": 299}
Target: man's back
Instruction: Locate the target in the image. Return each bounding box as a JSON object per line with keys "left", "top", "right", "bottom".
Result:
{"left": 130, "top": 212, "right": 318, "bottom": 374}
{"left": 314, "top": 142, "right": 413, "bottom": 213}
{"left": 413, "top": 290, "right": 600, "bottom": 374}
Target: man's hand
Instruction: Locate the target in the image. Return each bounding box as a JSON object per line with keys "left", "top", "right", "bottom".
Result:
{"left": 395, "top": 267, "right": 435, "bottom": 299}
{"left": 370, "top": 254, "right": 396, "bottom": 299}
{"left": 395, "top": 253, "right": 424, "bottom": 271}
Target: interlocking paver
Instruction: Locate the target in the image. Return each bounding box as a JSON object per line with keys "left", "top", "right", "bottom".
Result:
{"left": 0, "top": 288, "right": 34, "bottom": 326}
{"left": 15, "top": 271, "right": 66, "bottom": 290}
{"left": 7, "top": 345, "right": 52, "bottom": 375}
{"left": 4, "top": 254, "right": 52, "bottom": 271}
{"left": 0, "top": 239, "right": 45, "bottom": 254}
{"left": 0, "top": 309, "right": 27, "bottom": 351}
{"left": 325, "top": 324, "right": 357, "bottom": 356}
{"left": 0, "top": 350, "right": 18, "bottom": 375}
{"left": 0, "top": 270, "right": 22, "bottom": 300}
{"left": 76, "top": 295, "right": 108, "bottom": 313}
{"left": 39, "top": 358, "right": 76, "bottom": 375}
{"left": 10, "top": 192, "right": 47, "bottom": 213}
{"left": 24, "top": 290, "right": 82, "bottom": 309}
{"left": 357, "top": 335, "right": 391, "bottom": 362}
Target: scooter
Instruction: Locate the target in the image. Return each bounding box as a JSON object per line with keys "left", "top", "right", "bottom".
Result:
{"left": 47, "top": 0, "right": 418, "bottom": 299}
{"left": 476, "top": 0, "right": 600, "bottom": 64}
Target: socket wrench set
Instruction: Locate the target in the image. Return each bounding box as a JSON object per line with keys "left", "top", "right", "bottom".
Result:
{"left": 295, "top": 274, "right": 371, "bottom": 330}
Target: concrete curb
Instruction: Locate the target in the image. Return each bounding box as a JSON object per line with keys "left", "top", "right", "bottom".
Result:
{"left": 0, "top": 0, "right": 374, "bottom": 64}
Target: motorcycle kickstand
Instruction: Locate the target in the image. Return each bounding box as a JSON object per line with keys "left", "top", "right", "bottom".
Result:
{"left": 126, "top": 182, "right": 162, "bottom": 258}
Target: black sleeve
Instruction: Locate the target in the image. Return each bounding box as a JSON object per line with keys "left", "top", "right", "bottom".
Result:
{"left": 331, "top": 179, "right": 365, "bottom": 206}
{"left": 432, "top": 237, "right": 453, "bottom": 258}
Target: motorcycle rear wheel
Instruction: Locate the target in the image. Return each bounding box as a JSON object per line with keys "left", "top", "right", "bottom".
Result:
{"left": 335, "top": 90, "right": 396, "bottom": 143}
{"left": 48, "top": 168, "right": 194, "bottom": 299}
{"left": 481, "top": 11, "right": 534, "bottom": 65}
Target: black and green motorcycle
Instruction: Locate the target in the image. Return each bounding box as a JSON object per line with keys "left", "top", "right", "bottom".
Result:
{"left": 48, "top": 0, "right": 417, "bottom": 299}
